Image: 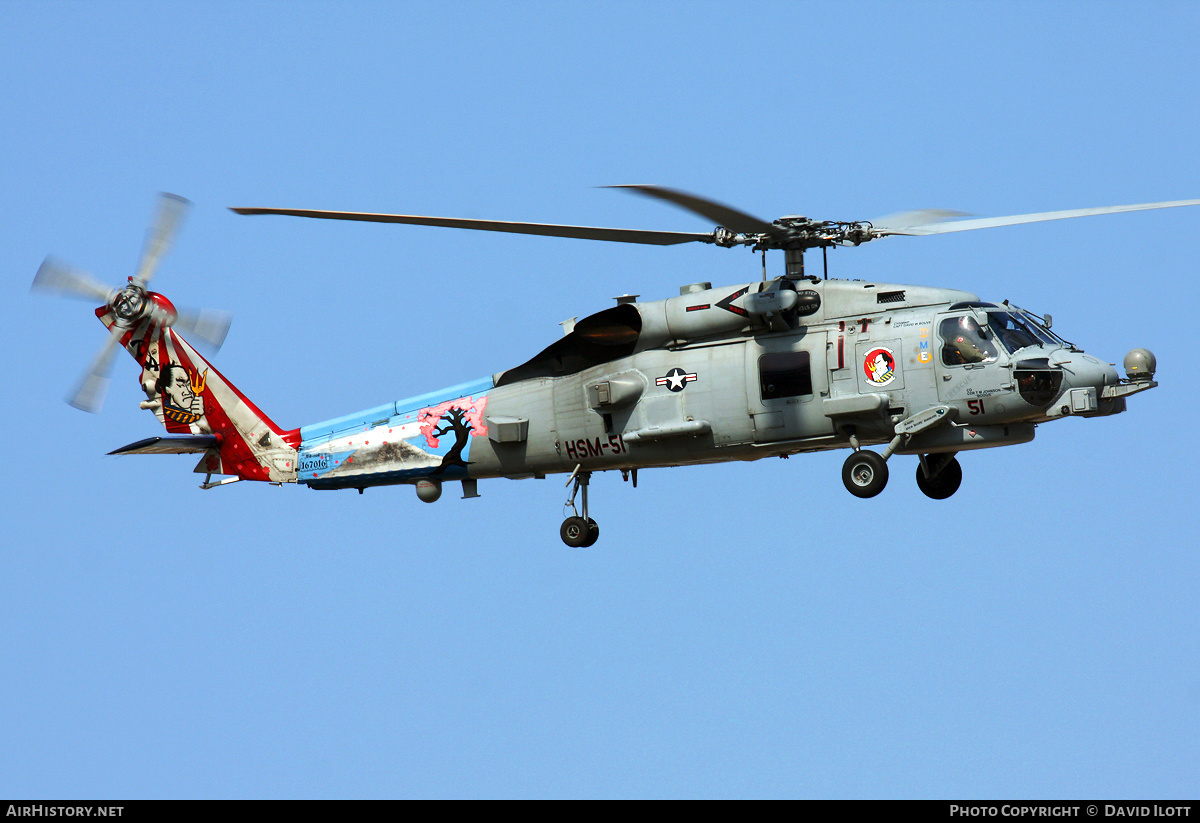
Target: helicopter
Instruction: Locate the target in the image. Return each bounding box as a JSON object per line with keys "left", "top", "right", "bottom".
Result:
{"left": 34, "top": 187, "right": 1194, "bottom": 546}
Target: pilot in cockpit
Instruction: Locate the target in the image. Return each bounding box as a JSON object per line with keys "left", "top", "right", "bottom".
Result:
{"left": 942, "top": 315, "right": 998, "bottom": 365}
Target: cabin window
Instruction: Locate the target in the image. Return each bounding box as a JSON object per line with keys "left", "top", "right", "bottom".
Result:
{"left": 759, "top": 351, "right": 812, "bottom": 399}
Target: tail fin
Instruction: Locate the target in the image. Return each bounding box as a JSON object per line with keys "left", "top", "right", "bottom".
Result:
{"left": 100, "top": 302, "right": 299, "bottom": 483}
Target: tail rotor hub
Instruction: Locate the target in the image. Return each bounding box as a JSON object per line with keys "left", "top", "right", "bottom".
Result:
{"left": 108, "top": 282, "right": 180, "bottom": 329}
{"left": 111, "top": 283, "right": 147, "bottom": 324}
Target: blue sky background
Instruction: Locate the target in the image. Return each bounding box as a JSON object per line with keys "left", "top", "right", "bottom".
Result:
{"left": 2, "top": 0, "right": 1198, "bottom": 799}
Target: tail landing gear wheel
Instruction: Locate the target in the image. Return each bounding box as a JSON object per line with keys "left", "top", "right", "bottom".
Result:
{"left": 562, "top": 467, "right": 599, "bottom": 547}
{"left": 842, "top": 450, "right": 889, "bottom": 498}
{"left": 561, "top": 516, "right": 599, "bottom": 547}
{"left": 916, "top": 456, "right": 962, "bottom": 499}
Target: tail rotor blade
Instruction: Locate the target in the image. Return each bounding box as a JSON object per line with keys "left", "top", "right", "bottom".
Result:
{"left": 31, "top": 257, "right": 114, "bottom": 303}
{"left": 66, "top": 324, "right": 126, "bottom": 413}
{"left": 175, "top": 308, "right": 232, "bottom": 351}
{"left": 133, "top": 192, "right": 191, "bottom": 287}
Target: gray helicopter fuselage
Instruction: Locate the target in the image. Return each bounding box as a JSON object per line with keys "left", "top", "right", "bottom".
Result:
{"left": 295, "top": 275, "right": 1136, "bottom": 494}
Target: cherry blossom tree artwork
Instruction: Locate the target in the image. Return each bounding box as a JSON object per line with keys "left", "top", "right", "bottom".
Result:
{"left": 417, "top": 395, "right": 489, "bottom": 474}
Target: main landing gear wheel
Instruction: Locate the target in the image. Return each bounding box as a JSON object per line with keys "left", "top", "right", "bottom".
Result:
{"left": 915, "top": 456, "right": 963, "bottom": 500}
{"left": 842, "top": 450, "right": 889, "bottom": 498}
{"left": 560, "top": 516, "right": 599, "bottom": 548}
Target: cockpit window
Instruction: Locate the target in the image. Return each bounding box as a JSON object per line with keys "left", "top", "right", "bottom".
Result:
{"left": 1014, "top": 358, "right": 1064, "bottom": 406}
{"left": 1009, "top": 305, "right": 1069, "bottom": 347}
{"left": 940, "top": 315, "right": 998, "bottom": 366}
{"left": 986, "top": 311, "right": 1042, "bottom": 352}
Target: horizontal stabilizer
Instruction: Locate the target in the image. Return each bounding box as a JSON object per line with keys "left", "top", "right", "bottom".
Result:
{"left": 109, "top": 435, "right": 220, "bottom": 455}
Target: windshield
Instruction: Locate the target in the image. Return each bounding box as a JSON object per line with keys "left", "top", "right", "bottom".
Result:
{"left": 986, "top": 311, "right": 1045, "bottom": 352}
{"left": 1008, "top": 305, "right": 1070, "bottom": 347}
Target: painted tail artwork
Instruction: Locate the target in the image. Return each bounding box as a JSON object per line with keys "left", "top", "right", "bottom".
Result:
{"left": 34, "top": 192, "right": 492, "bottom": 493}
{"left": 98, "top": 296, "right": 301, "bottom": 485}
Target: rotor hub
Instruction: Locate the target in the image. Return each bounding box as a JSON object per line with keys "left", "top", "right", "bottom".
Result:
{"left": 108, "top": 285, "right": 179, "bottom": 328}
{"left": 111, "top": 285, "right": 147, "bottom": 323}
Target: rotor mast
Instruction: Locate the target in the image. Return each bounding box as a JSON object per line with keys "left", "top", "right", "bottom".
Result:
{"left": 785, "top": 248, "right": 805, "bottom": 280}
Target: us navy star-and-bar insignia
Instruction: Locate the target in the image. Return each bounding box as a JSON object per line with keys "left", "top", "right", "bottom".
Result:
{"left": 656, "top": 367, "right": 698, "bottom": 392}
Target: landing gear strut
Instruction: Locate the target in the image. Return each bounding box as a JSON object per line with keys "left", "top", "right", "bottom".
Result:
{"left": 561, "top": 466, "right": 599, "bottom": 547}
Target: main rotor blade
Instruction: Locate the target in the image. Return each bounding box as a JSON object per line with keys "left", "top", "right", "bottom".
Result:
{"left": 134, "top": 192, "right": 191, "bottom": 287}
{"left": 31, "top": 257, "right": 114, "bottom": 303}
{"left": 67, "top": 324, "right": 125, "bottom": 413}
{"left": 870, "top": 209, "right": 969, "bottom": 231}
{"left": 607, "top": 185, "right": 781, "bottom": 236}
{"left": 230, "top": 207, "right": 714, "bottom": 246}
{"left": 878, "top": 199, "right": 1200, "bottom": 236}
